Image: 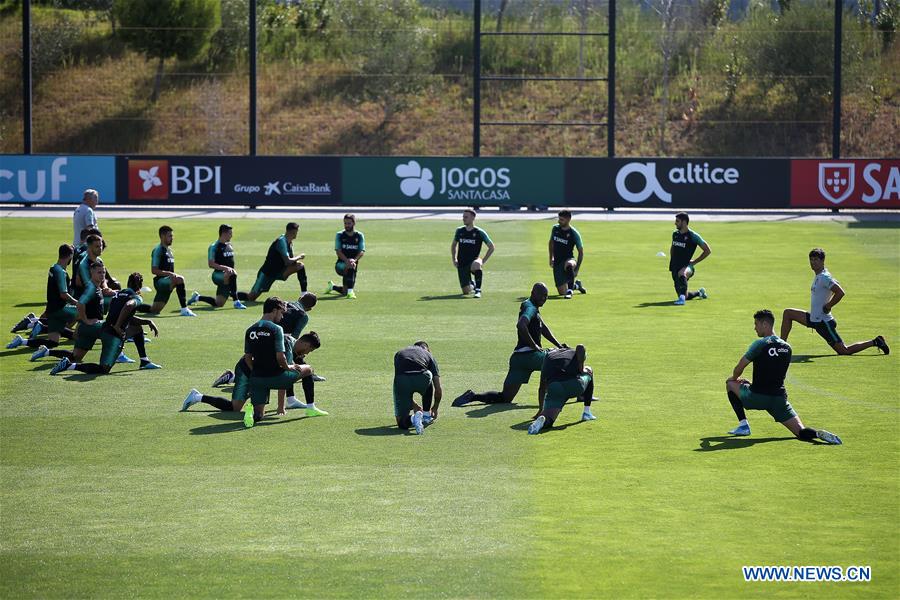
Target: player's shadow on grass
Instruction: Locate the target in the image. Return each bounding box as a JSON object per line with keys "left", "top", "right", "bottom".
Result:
{"left": 190, "top": 414, "right": 307, "bottom": 435}
{"left": 13, "top": 302, "right": 44, "bottom": 308}
{"left": 465, "top": 403, "right": 531, "bottom": 418}
{"left": 509, "top": 419, "right": 585, "bottom": 432}
{"left": 695, "top": 436, "right": 798, "bottom": 451}
{"left": 355, "top": 425, "right": 408, "bottom": 436}
{"left": 418, "top": 294, "right": 466, "bottom": 301}
{"left": 791, "top": 354, "right": 838, "bottom": 363}
{"left": 634, "top": 300, "right": 680, "bottom": 308}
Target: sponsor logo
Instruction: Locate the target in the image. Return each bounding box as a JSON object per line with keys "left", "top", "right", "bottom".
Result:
{"left": 396, "top": 160, "right": 512, "bottom": 201}
{"left": 615, "top": 161, "right": 740, "bottom": 203}
{"left": 248, "top": 330, "right": 271, "bottom": 340}
{"left": 0, "top": 157, "right": 68, "bottom": 202}
{"left": 397, "top": 160, "right": 435, "bottom": 200}
{"left": 767, "top": 347, "right": 789, "bottom": 357}
{"left": 264, "top": 182, "right": 281, "bottom": 196}
{"left": 818, "top": 163, "right": 854, "bottom": 204}
{"left": 127, "top": 160, "right": 221, "bottom": 200}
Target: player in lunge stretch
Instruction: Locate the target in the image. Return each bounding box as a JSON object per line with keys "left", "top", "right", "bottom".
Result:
{"left": 50, "top": 273, "right": 160, "bottom": 375}
{"left": 780, "top": 248, "right": 889, "bottom": 356}
{"left": 189, "top": 224, "right": 249, "bottom": 310}
{"left": 452, "top": 283, "right": 566, "bottom": 411}
{"left": 725, "top": 309, "right": 842, "bottom": 444}
{"left": 668, "top": 212, "right": 710, "bottom": 305}
{"left": 137, "top": 225, "right": 196, "bottom": 317}
{"left": 451, "top": 209, "right": 494, "bottom": 298}
{"left": 247, "top": 222, "right": 308, "bottom": 302}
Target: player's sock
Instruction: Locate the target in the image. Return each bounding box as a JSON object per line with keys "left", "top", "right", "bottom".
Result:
{"left": 686, "top": 291, "right": 700, "bottom": 300}
{"left": 473, "top": 391, "right": 505, "bottom": 404}
{"left": 297, "top": 266, "right": 308, "bottom": 293}
{"left": 332, "top": 284, "right": 345, "bottom": 294}
{"left": 398, "top": 415, "right": 412, "bottom": 430}
{"left": 301, "top": 375, "right": 315, "bottom": 404}
{"left": 343, "top": 270, "right": 356, "bottom": 292}
{"left": 197, "top": 295, "right": 218, "bottom": 307}
{"left": 26, "top": 338, "right": 58, "bottom": 349}
{"left": 797, "top": 427, "right": 817, "bottom": 441}
{"left": 474, "top": 270, "right": 483, "bottom": 290}
{"left": 727, "top": 391, "right": 747, "bottom": 421}
{"left": 132, "top": 335, "right": 148, "bottom": 360}
{"left": 581, "top": 378, "right": 595, "bottom": 405}
{"left": 74, "top": 363, "right": 105, "bottom": 374}
{"left": 228, "top": 278, "right": 239, "bottom": 301}
{"left": 237, "top": 292, "right": 249, "bottom": 301}
{"left": 201, "top": 395, "right": 233, "bottom": 411}
{"left": 48, "top": 348, "right": 74, "bottom": 359}
{"left": 422, "top": 386, "right": 434, "bottom": 413}
{"left": 175, "top": 284, "right": 187, "bottom": 309}
{"left": 135, "top": 305, "right": 153, "bottom": 313}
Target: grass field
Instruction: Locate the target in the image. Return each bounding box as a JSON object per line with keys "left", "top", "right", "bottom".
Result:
{"left": 0, "top": 215, "right": 898, "bottom": 598}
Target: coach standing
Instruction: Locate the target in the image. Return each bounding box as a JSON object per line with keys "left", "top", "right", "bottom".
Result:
{"left": 72, "top": 189, "right": 99, "bottom": 246}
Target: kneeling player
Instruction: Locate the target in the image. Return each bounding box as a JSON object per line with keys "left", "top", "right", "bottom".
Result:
{"left": 190, "top": 224, "right": 249, "bottom": 310}
{"left": 7, "top": 244, "right": 78, "bottom": 352}
{"left": 393, "top": 341, "right": 442, "bottom": 434}
{"left": 725, "top": 309, "right": 842, "bottom": 444}
{"left": 51, "top": 273, "right": 159, "bottom": 375}
{"left": 247, "top": 223, "right": 307, "bottom": 302}
{"left": 528, "top": 344, "right": 596, "bottom": 434}
{"left": 140, "top": 226, "right": 196, "bottom": 317}
{"left": 325, "top": 214, "right": 365, "bottom": 299}
{"left": 453, "top": 283, "right": 565, "bottom": 409}
{"left": 548, "top": 210, "right": 585, "bottom": 299}
{"left": 451, "top": 209, "right": 494, "bottom": 298}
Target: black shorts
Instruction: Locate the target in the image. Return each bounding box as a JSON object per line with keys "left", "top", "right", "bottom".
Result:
{"left": 457, "top": 262, "right": 474, "bottom": 289}
{"left": 804, "top": 313, "right": 842, "bottom": 346}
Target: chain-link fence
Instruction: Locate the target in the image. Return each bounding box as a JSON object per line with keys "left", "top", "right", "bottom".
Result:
{"left": 0, "top": 0, "right": 897, "bottom": 157}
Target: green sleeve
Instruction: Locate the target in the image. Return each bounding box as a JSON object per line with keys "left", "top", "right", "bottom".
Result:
{"left": 453, "top": 228, "right": 461, "bottom": 243}
{"left": 334, "top": 233, "right": 342, "bottom": 251}
{"left": 53, "top": 266, "right": 68, "bottom": 295}
{"left": 572, "top": 228, "right": 584, "bottom": 250}
{"left": 207, "top": 243, "right": 216, "bottom": 262}
{"left": 78, "top": 259, "right": 91, "bottom": 285}
{"left": 276, "top": 237, "right": 289, "bottom": 259}
{"left": 480, "top": 229, "right": 493, "bottom": 244}
{"left": 521, "top": 303, "right": 537, "bottom": 322}
{"left": 690, "top": 231, "right": 706, "bottom": 246}
{"left": 78, "top": 282, "right": 96, "bottom": 306}
{"left": 274, "top": 325, "right": 285, "bottom": 356}
{"left": 151, "top": 246, "right": 163, "bottom": 270}
{"left": 358, "top": 232, "right": 365, "bottom": 252}
{"left": 549, "top": 226, "right": 556, "bottom": 242}
{"left": 744, "top": 339, "right": 765, "bottom": 361}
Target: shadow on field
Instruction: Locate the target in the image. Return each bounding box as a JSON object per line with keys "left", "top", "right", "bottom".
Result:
{"left": 13, "top": 303, "right": 45, "bottom": 308}
{"left": 791, "top": 354, "right": 838, "bottom": 363}
{"left": 465, "top": 403, "right": 531, "bottom": 418}
{"left": 418, "top": 294, "right": 466, "bottom": 301}
{"left": 509, "top": 419, "right": 586, "bottom": 432}
{"left": 634, "top": 300, "right": 681, "bottom": 308}
{"left": 695, "top": 436, "right": 796, "bottom": 451}
{"left": 846, "top": 221, "right": 900, "bottom": 229}
{"left": 190, "top": 414, "right": 306, "bottom": 435}
{"left": 355, "top": 425, "right": 407, "bottom": 436}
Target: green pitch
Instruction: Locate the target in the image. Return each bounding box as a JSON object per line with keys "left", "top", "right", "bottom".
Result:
{"left": 0, "top": 216, "right": 897, "bottom": 598}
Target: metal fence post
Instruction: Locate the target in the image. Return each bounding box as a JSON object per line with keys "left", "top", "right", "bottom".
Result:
{"left": 23, "top": 0, "right": 32, "bottom": 154}
{"left": 473, "top": 0, "right": 482, "bottom": 157}
{"left": 832, "top": 0, "right": 842, "bottom": 159}
{"left": 250, "top": 0, "right": 258, "bottom": 156}
{"left": 608, "top": 0, "right": 615, "bottom": 158}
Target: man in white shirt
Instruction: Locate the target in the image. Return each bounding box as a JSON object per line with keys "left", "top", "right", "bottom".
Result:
{"left": 72, "top": 189, "right": 99, "bottom": 246}
{"left": 780, "top": 248, "right": 889, "bottom": 355}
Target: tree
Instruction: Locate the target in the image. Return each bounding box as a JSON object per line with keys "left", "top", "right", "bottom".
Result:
{"left": 113, "top": 0, "right": 220, "bottom": 102}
